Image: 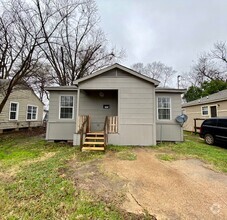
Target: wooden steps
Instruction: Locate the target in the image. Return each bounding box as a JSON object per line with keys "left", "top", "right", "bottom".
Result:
{"left": 85, "top": 137, "right": 104, "bottom": 140}
{"left": 82, "top": 147, "right": 105, "bottom": 151}
{"left": 82, "top": 131, "right": 105, "bottom": 151}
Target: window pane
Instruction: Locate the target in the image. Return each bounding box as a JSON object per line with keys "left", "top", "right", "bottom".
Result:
{"left": 60, "top": 96, "right": 73, "bottom": 119}
{"left": 27, "top": 106, "right": 37, "bottom": 120}
{"left": 27, "top": 106, "right": 32, "bottom": 112}
{"left": 27, "top": 113, "right": 32, "bottom": 119}
{"left": 202, "top": 106, "right": 208, "bottom": 115}
{"left": 158, "top": 109, "right": 170, "bottom": 120}
{"left": 218, "top": 119, "right": 227, "bottom": 128}
{"left": 11, "top": 103, "right": 17, "bottom": 111}
{"left": 33, "top": 107, "right": 37, "bottom": 113}
{"left": 60, "top": 107, "right": 73, "bottom": 119}
{"left": 158, "top": 97, "right": 171, "bottom": 120}
{"left": 10, "top": 112, "right": 16, "bottom": 120}
{"left": 61, "top": 96, "right": 73, "bottom": 107}
{"left": 10, "top": 103, "right": 18, "bottom": 119}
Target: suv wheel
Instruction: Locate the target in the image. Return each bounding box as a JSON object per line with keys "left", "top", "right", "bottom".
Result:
{"left": 204, "top": 134, "right": 214, "bottom": 145}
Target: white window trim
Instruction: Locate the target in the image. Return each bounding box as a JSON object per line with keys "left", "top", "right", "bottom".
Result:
{"left": 9, "top": 102, "right": 19, "bottom": 120}
{"left": 201, "top": 105, "right": 209, "bottom": 116}
{"left": 157, "top": 96, "right": 172, "bottom": 120}
{"left": 59, "top": 95, "right": 74, "bottom": 120}
{"left": 26, "top": 105, "right": 38, "bottom": 121}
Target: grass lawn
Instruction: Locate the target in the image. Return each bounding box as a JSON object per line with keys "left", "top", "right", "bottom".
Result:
{"left": 0, "top": 131, "right": 122, "bottom": 220}
{"left": 0, "top": 129, "right": 226, "bottom": 219}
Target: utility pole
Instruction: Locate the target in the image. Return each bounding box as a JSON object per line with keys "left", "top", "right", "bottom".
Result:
{"left": 177, "top": 75, "right": 181, "bottom": 89}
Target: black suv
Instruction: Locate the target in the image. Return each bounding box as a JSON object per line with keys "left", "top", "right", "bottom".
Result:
{"left": 200, "top": 118, "right": 227, "bottom": 145}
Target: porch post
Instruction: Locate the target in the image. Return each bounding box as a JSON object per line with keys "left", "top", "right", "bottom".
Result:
{"left": 75, "top": 88, "right": 80, "bottom": 133}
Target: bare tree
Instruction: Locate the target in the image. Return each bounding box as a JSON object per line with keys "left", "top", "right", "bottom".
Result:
{"left": 131, "top": 62, "right": 177, "bottom": 87}
{"left": 192, "top": 55, "right": 221, "bottom": 85}
{"left": 131, "top": 63, "right": 144, "bottom": 74}
{"left": 25, "top": 62, "right": 54, "bottom": 102}
{"left": 187, "top": 42, "right": 227, "bottom": 87}
{"left": 0, "top": 0, "right": 42, "bottom": 113}
{"left": 35, "top": 0, "right": 119, "bottom": 86}
{"left": 0, "top": 0, "right": 122, "bottom": 112}
{"left": 211, "top": 41, "right": 227, "bottom": 64}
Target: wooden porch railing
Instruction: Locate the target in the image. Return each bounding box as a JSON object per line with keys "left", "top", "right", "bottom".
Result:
{"left": 108, "top": 116, "right": 118, "bottom": 133}
{"left": 77, "top": 115, "right": 90, "bottom": 133}
{"left": 103, "top": 116, "right": 118, "bottom": 149}
{"left": 78, "top": 115, "right": 89, "bottom": 151}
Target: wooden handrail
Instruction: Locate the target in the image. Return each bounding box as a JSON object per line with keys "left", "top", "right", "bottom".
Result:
{"left": 79, "top": 115, "right": 89, "bottom": 151}
{"left": 103, "top": 116, "right": 109, "bottom": 150}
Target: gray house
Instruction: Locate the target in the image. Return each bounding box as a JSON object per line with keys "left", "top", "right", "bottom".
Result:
{"left": 46, "top": 63, "right": 185, "bottom": 150}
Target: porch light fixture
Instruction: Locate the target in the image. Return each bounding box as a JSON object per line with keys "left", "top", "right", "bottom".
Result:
{"left": 99, "top": 91, "right": 104, "bottom": 98}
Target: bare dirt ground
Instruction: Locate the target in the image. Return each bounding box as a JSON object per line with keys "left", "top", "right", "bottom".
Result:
{"left": 69, "top": 148, "right": 227, "bottom": 220}
{"left": 104, "top": 148, "right": 227, "bottom": 220}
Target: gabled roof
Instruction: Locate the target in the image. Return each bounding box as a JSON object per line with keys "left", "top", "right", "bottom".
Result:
{"left": 73, "top": 63, "right": 160, "bottom": 86}
{"left": 182, "top": 89, "right": 227, "bottom": 107}
{"left": 0, "top": 79, "right": 44, "bottom": 105}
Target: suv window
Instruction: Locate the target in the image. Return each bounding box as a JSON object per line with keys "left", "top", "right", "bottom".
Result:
{"left": 203, "top": 119, "right": 217, "bottom": 126}
{"left": 217, "top": 119, "right": 227, "bottom": 128}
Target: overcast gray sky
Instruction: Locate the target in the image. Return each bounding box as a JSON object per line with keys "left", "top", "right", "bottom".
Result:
{"left": 96, "top": 0, "right": 227, "bottom": 75}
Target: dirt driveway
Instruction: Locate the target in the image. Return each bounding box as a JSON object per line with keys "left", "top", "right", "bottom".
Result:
{"left": 103, "top": 148, "right": 227, "bottom": 220}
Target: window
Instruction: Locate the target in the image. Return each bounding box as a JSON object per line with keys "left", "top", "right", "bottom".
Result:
{"left": 157, "top": 97, "right": 171, "bottom": 120}
{"left": 27, "top": 105, "right": 38, "bottom": 120}
{"left": 217, "top": 119, "right": 227, "bottom": 128}
{"left": 60, "top": 96, "right": 73, "bottom": 119}
{"left": 201, "top": 106, "right": 208, "bottom": 116}
{"left": 9, "top": 102, "right": 19, "bottom": 120}
{"left": 203, "top": 119, "right": 217, "bottom": 126}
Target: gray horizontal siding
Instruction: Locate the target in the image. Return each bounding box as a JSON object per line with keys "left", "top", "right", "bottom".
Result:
{"left": 156, "top": 124, "right": 183, "bottom": 142}
{"left": 46, "top": 91, "right": 77, "bottom": 140}
{"left": 108, "top": 124, "right": 154, "bottom": 146}
{"left": 78, "top": 69, "right": 156, "bottom": 145}
{"left": 47, "top": 122, "right": 75, "bottom": 140}
{"left": 48, "top": 91, "right": 77, "bottom": 122}
{"left": 155, "top": 92, "right": 183, "bottom": 141}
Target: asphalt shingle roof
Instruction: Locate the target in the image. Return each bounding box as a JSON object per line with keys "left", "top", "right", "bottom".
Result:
{"left": 182, "top": 89, "right": 227, "bottom": 107}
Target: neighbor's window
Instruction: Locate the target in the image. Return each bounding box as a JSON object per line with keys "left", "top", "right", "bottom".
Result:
{"left": 201, "top": 106, "right": 208, "bottom": 116}
{"left": 27, "top": 105, "right": 38, "bottom": 120}
{"left": 157, "top": 97, "right": 171, "bottom": 120}
{"left": 60, "top": 96, "right": 73, "bottom": 119}
{"left": 9, "top": 102, "right": 19, "bottom": 120}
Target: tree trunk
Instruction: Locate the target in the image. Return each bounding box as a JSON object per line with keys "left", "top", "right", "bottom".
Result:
{"left": 0, "top": 89, "right": 11, "bottom": 113}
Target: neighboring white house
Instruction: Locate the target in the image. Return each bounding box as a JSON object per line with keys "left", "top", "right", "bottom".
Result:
{"left": 0, "top": 80, "right": 44, "bottom": 133}
{"left": 46, "top": 63, "right": 186, "bottom": 149}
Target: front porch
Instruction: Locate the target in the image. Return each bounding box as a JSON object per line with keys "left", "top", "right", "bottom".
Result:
{"left": 76, "top": 115, "right": 118, "bottom": 151}
{"left": 75, "top": 89, "right": 119, "bottom": 151}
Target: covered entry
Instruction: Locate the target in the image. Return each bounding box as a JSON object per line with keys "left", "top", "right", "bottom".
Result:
{"left": 78, "top": 89, "right": 118, "bottom": 131}
{"left": 76, "top": 89, "right": 118, "bottom": 151}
